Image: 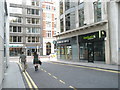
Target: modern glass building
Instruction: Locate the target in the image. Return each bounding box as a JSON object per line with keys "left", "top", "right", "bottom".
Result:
{"left": 55, "top": 0, "right": 120, "bottom": 65}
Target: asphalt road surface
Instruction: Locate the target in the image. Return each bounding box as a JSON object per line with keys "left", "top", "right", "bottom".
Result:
{"left": 23, "top": 61, "right": 119, "bottom": 89}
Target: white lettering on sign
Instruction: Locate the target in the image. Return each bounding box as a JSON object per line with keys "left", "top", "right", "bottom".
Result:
{"left": 57, "top": 40, "right": 70, "bottom": 44}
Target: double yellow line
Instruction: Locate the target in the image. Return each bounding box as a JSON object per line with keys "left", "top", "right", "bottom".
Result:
{"left": 17, "top": 63, "right": 38, "bottom": 89}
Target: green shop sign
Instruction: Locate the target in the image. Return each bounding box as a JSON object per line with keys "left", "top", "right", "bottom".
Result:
{"left": 83, "top": 35, "right": 96, "bottom": 40}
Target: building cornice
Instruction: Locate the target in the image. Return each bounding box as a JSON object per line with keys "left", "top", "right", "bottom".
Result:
{"left": 54, "top": 20, "right": 108, "bottom": 37}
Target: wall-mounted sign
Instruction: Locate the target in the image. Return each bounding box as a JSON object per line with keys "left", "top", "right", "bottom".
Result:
{"left": 57, "top": 39, "right": 70, "bottom": 44}
{"left": 83, "top": 35, "right": 96, "bottom": 40}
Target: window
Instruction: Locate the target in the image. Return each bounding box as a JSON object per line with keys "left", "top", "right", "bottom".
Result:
{"left": 10, "top": 17, "right": 22, "bottom": 23}
{"left": 46, "top": 31, "right": 51, "bottom": 37}
{"left": 36, "top": 37, "right": 39, "bottom": 42}
{"left": 28, "top": 37, "right": 31, "bottom": 42}
{"left": 13, "top": 26, "right": 17, "bottom": 32}
{"left": 18, "top": 36, "right": 21, "bottom": 42}
{"left": 65, "top": 14, "right": 70, "bottom": 31}
{"left": 27, "top": 37, "right": 39, "bottom": 42}
{"left": 46, "top": 21, "right": 51, "bottom": 28}
{"left": 10, "top": 26, "right": 22, "bottom": 33}
{"left": 26, "top": 18, "right": 40, "bottom": 24}
{"left": 78, "top": 0, "right": 83, "bottom": 5}
{"left": 79, "top": 7, "right": 84, "bottom": 27}
{"left": 18, "top": 27, "right": 21, "bottom": 32}
{"left": 26, "top": 28, "right": 31, "bottom": 33}
{"left": 26, "top": 27, "right": 40, "bottom": 34}
{"left": 60, "top": 0, "right": 63, "bottom": 15}
{"left": 65, "top": 0, "right": 70, "bottom": 10}
{"left": 32, "top": 37, "right": 35, "bottom": 42}
{"left": 94, "top": 0, "right": 102, "bottom": 22}
{"left": 60, "top": 19, "right": 64, "bottom": 32}
{"left": 36, "top": 9, "right": 39, "bottom": 15}
{"left": 13, "top": 36, "right": 17, "bottom": 42}
{"left": 36, "top": 19, "right": 39, "bottom": 24}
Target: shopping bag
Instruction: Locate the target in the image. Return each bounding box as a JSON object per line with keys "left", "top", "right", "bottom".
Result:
{"left": 38, "top": 60, "right": 42, "bottom": 65}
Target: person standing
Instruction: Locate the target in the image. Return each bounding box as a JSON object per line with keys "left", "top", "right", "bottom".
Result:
{"left": 19, "top": 52, "right": 27, "bottom": 72}
{"left": 33, "top": 51, "right": 39, "bottom": 71}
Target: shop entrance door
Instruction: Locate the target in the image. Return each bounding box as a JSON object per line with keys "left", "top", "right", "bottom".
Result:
{"left": 87, "top": 42, "right": 94, "bottom": 62}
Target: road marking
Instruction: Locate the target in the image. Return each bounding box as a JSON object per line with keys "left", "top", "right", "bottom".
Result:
{"left": 50, "top": 62, "right": 120, "bottom": 73}
{"left": 69, "top": 86, "right": 77, "bottom": 90}
{"left": 59, "top": 80, "right": 65, "bottom": 84}
{"left": 41, "top": 68, "right": 43, "bottom": 71}
{"left": 18, "top": 63, "right": 33, "bottom": 89}
{"left": 25, "top": 71, "right": 38, "bottom": 89}
{"left": 53, "top": 76, "right": 58, "bottom": 79}
{"left": 48, "top": 73, "right": 51, "bottom": 76}
{"left": 18, "top": 63, "right": 38, "bottom": 89}
{"left": 44, "top": 70, "right": 47, "bottom": 72}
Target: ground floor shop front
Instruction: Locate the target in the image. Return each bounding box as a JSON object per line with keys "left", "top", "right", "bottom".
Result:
{"left": 9, "top": 45, "right": 41, "bottom": 56}
{"left": 57, "top": 31, "right": 106, "bottom": 63}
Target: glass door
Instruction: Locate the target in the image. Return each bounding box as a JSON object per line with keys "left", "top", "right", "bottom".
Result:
{"left": 87, "top": 42, "right": 94, "bottom": 62}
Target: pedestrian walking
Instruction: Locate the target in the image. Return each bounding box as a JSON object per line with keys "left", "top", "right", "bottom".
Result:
{"left": 33, "top": 51, "right": 39, "bottom": 71}
{"left": 19, "top": 52, "right": 27, "bottom": 72}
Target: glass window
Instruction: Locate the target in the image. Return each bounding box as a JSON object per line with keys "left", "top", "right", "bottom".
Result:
{"left": 32, "top": 18, "right": 35, "bottom": 24}
{"left": 65, "top": 0, "right": 70, "bottom": 10}
{"left": 94, "top": 0, "right": 102, "bottom": 22}
{"left": 36, "top": 1, "right": 39, "bottom": 6}
{"left": 27, "top": 9, "right": 31, "bottom": 14}
{"left": 65, "top": 14, "right": 70, "bottom": 31}
{"left": 36, "top": 37, "right": 39, "bottom": 42}
{"left": 36, "top": 19, "right": 39, "bottom": 24}
{"left": 10, "top": 17, "right": 22, "bottom": 23}
{"left": 32, "top": 9, "right": 35, "bottom": 14}
{"left": 32, "top": 28, "right": 35, "bottom": 33}
{"left": 27, "top": 28, "right": 31, "bottom": 33}
{"left": 28, "top": 37, "right": 31, "bottom": 42}
{"left": 10, "top": 26, "right": 12, "bottom": 32}
{"left": 18, "top": 36, "right": 21, "bottom": 42}
{"left": 13, "top": 26, "right": 17, "bottom": 32}
{"left": 32, "top": 37, "right": 35, "bottom": 42}
{"left": 18, "top": 17, "right": 21, "bottom": 23}
{"left": 18, "top": 27, "right": 21, "bottom": 32}
{"left": 60, "top": 19, "right": 64, "bottom": 32}
{"left": 60, "top": 0, "right": 63, "bottom": 15}
{"left": 27, "top": 18, "right": 31, "bottom": 24}
{"left": 10, "top": 36, "right": 12, "bottom": 42}
{"left": 79, "top": 7, "right": 84, "bottom": 27}
{"left": 13, "top": 36, "right": 17, "bottom": 42}
{"left": 36, "top": 9, "right": 39, "bottom": 15}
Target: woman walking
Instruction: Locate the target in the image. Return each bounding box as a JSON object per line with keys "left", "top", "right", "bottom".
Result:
{"left": 33, "top": 51, "right": 39, "bottom": 71}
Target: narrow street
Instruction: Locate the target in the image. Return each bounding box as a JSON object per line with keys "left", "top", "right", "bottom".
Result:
{"left": 21, "top": 60, "right": 119, "bottom": 88}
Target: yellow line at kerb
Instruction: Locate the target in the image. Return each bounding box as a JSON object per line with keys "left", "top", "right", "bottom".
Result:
{"left": 18, "top": 63, "right": 38, "bottom": 89}
{"left": 25, "top": 71, "right": 38, "bottom": 89}
{"left": 59, "top": 80, "right": 65, "bottom": 84}
{"left": 51, "top": 62, "right": 120, "bottom": 73}
{"left": 18, "top": 63, "right": 33, "bottom": 89}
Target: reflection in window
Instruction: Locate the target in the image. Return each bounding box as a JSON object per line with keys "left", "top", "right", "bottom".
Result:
{"left": 60, "top": 19, "right": 64, "bottom": 32}
{"left": 65, "top": 14, "right": 70, "bottom": 31}
{"left": 79, "top": 3, "right": 84, "bottom": 27}
{"left": 94, "top": 0, "right": 102, "bottom": 22}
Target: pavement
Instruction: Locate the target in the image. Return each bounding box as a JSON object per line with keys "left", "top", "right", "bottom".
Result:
{"left": 1, "top": 56, "right": 119, "bottom": 89}
{"left": 2, "top": 61, "right": 25, "bottom": 89}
